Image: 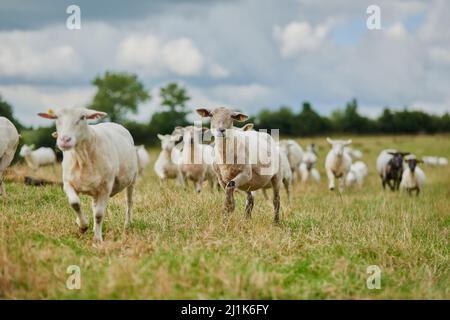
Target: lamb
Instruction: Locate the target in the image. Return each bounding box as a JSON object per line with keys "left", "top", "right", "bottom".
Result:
{"left": 175, "top": 125, "right": 218, "bottom": 193}
{"left": 19, "top": 144, "right": 56, "bottom": 169}
{"left": 299, "top": 148, "right": 320, "bottom": 183}
{"left": 376, "top": 149, "right": 409, "bottom": 191}
{"left": 196, "top": 107, "right": 282, "bottom": 223}
{"left": 38, "top": 108, "right": 138, "bottom": 242}
{"left": 400, "top": 156, "right": 426, "bottom": 196}
{"left": 345, "top": 161, "right": 368, "bottom": 188}
{"left": 344, "top": 146, "right": 363, "bottom": 160}
{"left": 154, "top": 134, "right": 183, "bottom": 184}
{"left": 325, "top": 138, "right": 352, "bottom": 191}
{"left": 0, "top": 117, "right": 20, "bottom": 196}
{"left": 278, "top": 139, "right": 303, "bottom": 181}
{"left": 136, "top": 145, "right": 150, "bottom": 175}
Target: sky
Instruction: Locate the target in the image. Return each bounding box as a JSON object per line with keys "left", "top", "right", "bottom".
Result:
{"left": 0, "top": 0, "right": 449, "bottom": 126}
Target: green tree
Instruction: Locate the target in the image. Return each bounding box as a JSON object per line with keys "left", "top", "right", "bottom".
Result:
{"left": 293, "top": 102, "right": 330, "bottom": 136}
{"left": 148, "top": 83, "right": 191, "bottom": 136}
{"left": 0, "top": 95, "right": 24, "bottom": 130}
{"left": 90, "top": 71, "right": 150, "bottom": 123}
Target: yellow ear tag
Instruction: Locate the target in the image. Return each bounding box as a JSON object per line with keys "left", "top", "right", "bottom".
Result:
{"left": 47, "top": 108, "right": 55, "bottom": 116}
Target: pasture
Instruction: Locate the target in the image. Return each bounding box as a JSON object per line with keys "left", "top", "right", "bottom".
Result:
{"left": 1, "top": 134, "right": 449, "bottom": 299}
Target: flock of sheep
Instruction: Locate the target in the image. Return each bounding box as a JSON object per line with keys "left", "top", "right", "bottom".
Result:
{"left": 0, "top": 107, "right": 447, "bottom": 242}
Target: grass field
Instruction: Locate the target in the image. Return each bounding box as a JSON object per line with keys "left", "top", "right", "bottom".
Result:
{"left": 1, "top": 134, "right": 449, "bottom": 299}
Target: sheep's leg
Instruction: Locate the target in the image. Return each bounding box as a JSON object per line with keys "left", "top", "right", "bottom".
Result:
{"left": 0, "top": 171, "right": 4, "bottom": 196}
{"left": 223, "top": 187, "right": 235, "bottom": 214}
{"left": 271, "top": 176, "right": 281, "bottom": 224}
{"left": 283, "top": 178, "right": 291, "bottom": 204}
{"left": 327, "top": 170, "right": 335, "bottom": 190}
{"left": 195, "top": 177, "right": 203, "bottom": 193}
{"left": 415, "top": 188, "right": 420, "bottom": 196}
{"left": 262, "top": 188, "right": 269, "bottom": 200}
{"left": 92, "top": 193, "right": 109, "bottom": 242}
{"left": 64, "top": 182, "right": 88, "bottom": 233}
{"left": 125, "top": 183, "right": 134, "bottom": 227}
{"left": 245, "top": 191, "right": 254, "bottom": 219}
{"left": 338, "top": 177, "right": 345, "bottom": 192}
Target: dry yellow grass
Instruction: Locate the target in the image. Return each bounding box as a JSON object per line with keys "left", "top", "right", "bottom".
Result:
{"left": 0, "top": 134, "right": 449, "bottom": 299}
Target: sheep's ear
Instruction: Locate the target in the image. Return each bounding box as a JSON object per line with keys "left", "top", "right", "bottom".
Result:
{"left": 38, "top": 111, "right": 57, "bottom": 119}
{"left": 242, "top": 123, "right": 254, "bottom": 131}
{"left": 85, "top": 109, "right": 107, "bottom": 120}
{"left": 387, "top": 152, "right": 395, "bottom": 155}
{"left": 401, "top": 152, "right": 410, "bottom": 157}
{"left": 231, "top": 112, "right": 248, "bottom": 122}
{"left": 157, "top": 134, "right": 165, "bottom": 140}
{"left": 326, "top": 137, "right": 334, "bottom": 144}
{"left": 196, "top": 108, "right": 212, "bottom": 118}
{"left": 51, "top": 132, "right": 58, "bottom": 139}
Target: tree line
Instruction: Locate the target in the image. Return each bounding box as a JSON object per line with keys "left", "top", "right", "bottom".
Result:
{"left": 1, "top": 71, "right": 450, "bottom": 151}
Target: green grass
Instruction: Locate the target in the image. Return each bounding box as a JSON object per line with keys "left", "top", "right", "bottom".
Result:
{"left": 1, "top": 134, "right": 449, "bottom": 299}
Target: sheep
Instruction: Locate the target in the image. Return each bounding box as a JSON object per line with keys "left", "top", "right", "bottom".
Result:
{"left": 344, "top": 146, "right": 363, "bottom": 160}
{"left": 136, "top": 145, "right": 150, "bottom": 175}
{"left": 262, "top": 148, "right": 292, "bottom": 202}
{"left": 38, "top": 108, "right": 138, "bottom": 242}
{"left": 422, "top": 156, "right": 448, "bottom": 166}
{"left": 278, "top": 139, "right": 303, "bottom": 181}
{"left": 400, "top": 156, "right": 426, "bottom": 196}
{"left": 299, "top": 148, "right": 320, "bottom": 183}
{"left": 154, "top": 134, "right": 183, "bottom": 185}
{"left": 175, "top": 125, "right": 218, "bottom": 193}
{"left": 0, "top": 117, "right": 20, "bottom": 196}
{"left": 325, "top": 138, "right": 352, "bottom": 191}
{"left": 345, "top": 161, "right": 368, "bottom": 188}
{"left": 19, "top": 144, "right": 56, "bottom": 169}
{"left": 196, "top": 107, "right": 282, "bottom": 223}
{"left": 376, "top": 149, "right": 409, "bottom": 191}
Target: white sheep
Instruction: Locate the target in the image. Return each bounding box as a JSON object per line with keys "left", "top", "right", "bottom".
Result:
{"left": 299, "top": 149, "right": 320, "bottom": 183}
{"left": 19, "top": 144, "right": 56, "bottom": 169}
{"left": 325, "top": 138, "right": 352, "bottom": 191}
{"left": 400, "top": 156, "right": 426, "bottom": 196}
{"left": 422, "top": 156, "right": 448, "bottom": 166}
{"left": 345, "top": 161, "right": 368, "bottom": 188}
{"left": 176, "top": 125, "right": 218, "bottom": 193}
{"left": 38, "top": 108, "right": 138, "bottom": 242}
{"left": 136, "top": 145, "right": 150, "bottom": 175}
{"left": 154, "top": 134, "right": 183, "bottom": 185}
{"left": 0, "top": 117, "right": 20, "bottom": 196}
{"left": 344, "top": 146, "right": 363, "bottom": 160}
{"left": 279, "top": 139, "right": 303, "bottom": 181}
{"left": 197, "top": 107, "right": 282, "bottom": 223}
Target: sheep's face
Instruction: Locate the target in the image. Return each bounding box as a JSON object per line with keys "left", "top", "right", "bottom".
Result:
{"left": 19, "top": 145, "right": 34, "bottom": 157}
{"left": 388, "top": 152, "right": 410, "bottom": 170}
{"left": 182, "top": 126, "right": 210, "bottom": 146}
{"left": 196, "top": 107, "right": 248, "bottom": 139}
{"left": 327, "top": 138, "right": 352, "bottom": 157}
{"left": 157, "top": 134, "right": 176, "bottom": 152}
{"left": 38, "top": 108, "right": 106, "bottom": 151}
{"left": 405, "top": 158, "right": 422, "bottom": 173}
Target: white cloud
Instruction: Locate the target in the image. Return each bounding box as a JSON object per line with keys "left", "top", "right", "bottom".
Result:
{"left": 208, "top": 63, "right": 230, "bottom": 79}
{"left": 117, "top": 35, "right": 204, "bottom": 76}
{"left": 273, "top": 21, "right": 329, "bottom": 57}
{"left": 162, "top": 38, "right": 204, "bottom": 76}
{"left": 0, "top": 30, "right": 83, "bottom": 80}
{"left": 0, "top": 85, "right": 94, "bottom": 126}
{"left": 209, "top": 83, "right": 272, "bottom": 111}
{"left": 385, "top": 22, "right": 407, "bottom": 38}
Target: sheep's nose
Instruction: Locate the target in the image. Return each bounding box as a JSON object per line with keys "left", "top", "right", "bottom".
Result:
{"left": 218, "top": 128, "right": 226, "bottom": 134}
{"left": 61, "top": 136, "right": 72, "bottom": 143}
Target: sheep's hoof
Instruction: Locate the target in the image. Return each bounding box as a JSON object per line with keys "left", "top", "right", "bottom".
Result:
{"left": 79, "top": 225, "right": 88, "bottom": 233}
{"left": 329, "top": 187, "right": 334, "bottom": 191}
{"left": 226, "top": 181, "right": 235, "bottom": 189}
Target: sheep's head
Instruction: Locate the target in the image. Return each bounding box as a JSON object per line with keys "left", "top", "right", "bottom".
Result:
{"left": 404, "top": 156, "right": 422, "bottom": 173}
{"left": 388, "top": 151, "right": 410, "bottom": 169}
{"left": 157, "top": 134, "right": 176, "bottom": 152}
{"left": 182, "top": 126, "right": 211, "bottom": 146}
{"left": 196, "top": 107, "right": 248, "bottom": 138}
{"left": 19, "top": 144, "right": 34, "bottom": 157}
{"left": 326, "top": 138, "right": 352, "bottom": 156}
{"left": 38, "top": 108, "right": 106, "bottom": 151}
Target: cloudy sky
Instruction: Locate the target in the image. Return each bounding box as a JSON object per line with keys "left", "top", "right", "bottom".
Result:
{"left": 0, "top": 0, "right": 449, "bottom": 126}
